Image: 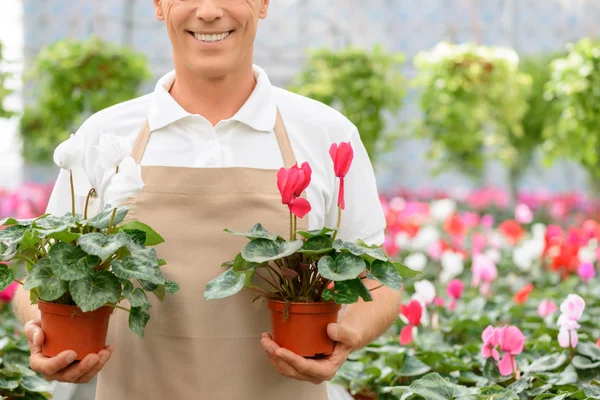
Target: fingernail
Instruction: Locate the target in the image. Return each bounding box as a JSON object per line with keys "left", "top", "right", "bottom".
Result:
{"left": 66, "top": 352, "right": 77, "bottom": 363}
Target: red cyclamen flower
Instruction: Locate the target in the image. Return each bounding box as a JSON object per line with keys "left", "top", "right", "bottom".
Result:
{"left": 399, "top": 300, "right": 422, "bottom": 345}
{"left": 329, "top": 142, "right": 354, "bottom": 210}
{"left": 276, "top": 162, "right": 312, "bottom": 218}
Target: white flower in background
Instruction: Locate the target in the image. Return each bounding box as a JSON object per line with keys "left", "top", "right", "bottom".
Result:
{"left": 54, "top": 134, "right": 84, "bottom": 170}
{"left": 95, "top": 132, "right": 132, "bottom": 170}
{"left": 484, "top": 248, "right": 501, "bottom": 264}
{"left": 53, "top": 134, "right": 92, "bottom": 196}
{"left": 388, "top": 197, "right": 405, "bottom": 212}
{"left": 513, "top": 238, "right": 545, "bottom": 271}
{"left": 532, "top": 223, "right": 546, "bottom": 239}
{"left": 411, "top": 226, "right": 440, "bottom": 251}
{"left": 578, "top": 246, "right": 596, "bottom": 264}
{"left": 413, "top": 280, "right": 436, "bottom": 305}
{"left": 404, "top": 253, "right": 428, "bottom": 272}
{"left": 440, "top": 251, "right": 464, "bottom": 283}
{"left": 488, "top": 231, "right": 506, "bottom": 249}
{"left": 394, "top": 232, "right": 410, "bottom": 249}
{"left": 103, "top": 157, "right": 144, "bottom": 208}
{"left": 515, "top": 204, "right": 533, "bottom": 224}
{"left": 430, "top": 199, "right": 456, "bottom": 222}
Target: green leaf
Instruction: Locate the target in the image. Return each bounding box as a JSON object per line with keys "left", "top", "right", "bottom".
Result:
{"left": 0, "top": 217, "right": 36, "bottom": 227}
{"left": 47, "top": 230, "right": 81, "bottom": 243}
{"left": 583, "top": 385, "right": 600, "bottom": 398}
{"left": 77, "top": 232, "right": 130, "bottom": 261}
{"left": 204, "top": 268, "right": 246, "bottom": 300}
{"left": 20, "top": 375, "right": 54, "bottom": 392}
{"left": 333, "top": 239, "right": 388, "bottom": 261}
{"left": 385, "top": 373, "right": 476, "bottom": 399}
{"left": 298, "top": 235, "right": 334, "bottom": 255}
{"left": 49, "top": 242, "right": 97, "bottom": 281}
{"left": 578, "top": 342, "right": 600, "bottom": 361}
{"left": 572, "top": 355, "right": 600, "bottom": 370}
{"left": 323, "top": 278, "right": 371, "bottom": 304}
{"left": 367, "top": 260, "right": 403, "bottom": 290}
{"left": 0, "top": 376, "right": 18, "bottom": 390}
{"left": 129, "top": 306, "right": 150, "bottom": 337}
{"left": 84, "top": 206, "right": 129, "bottom": 229}
{"left": 317, "top": 253, "right": 366, "bottom": 281}
{"left": 33, "top": 214, "right": 78, "bottom": 237}
{"left": 232, "top": 253, "right": 258, "bottom": 272}
{"left": 296, "top": 227, "right": 337, "bottom": 239}
{"left": 0, "top": 263, "right": 15, "bottom": 291}
{"left": 0, "top": 225, "right": 28, "bottom": 245}
{"left": 394, "top": 261, "right": 421, "bottom": 278}
{"left": 508, "top": 376, "right": 533, "bottom": 394}
{"left": 123, "top": 281, "right": 150, "bottom": 309}
{"left": 479, "top": 386, "right": 519, "bottom": 400}
{"left": 117, "top": 220, "right": 164, "bottom": 246}
{"left": 153, "top": 285, "right": 166, "bottom": 302}
{"left": 112, "top": 256, "right": 165, "bottom": 285}
{"left": 122, "top": 229, "right": 146, "bottom": 246}
{"left": 526, "top": 353, "right": 568, "bottom": 373}
{"left": 242, "top": 239, "right": 303, "bottom": 263}
{"left": 69, "top": 271, "right": 122, "bottom": 312}
{"left": 24, "top": 258, "right": 68, "bottom": 301}
{"left": 165, "top": 280, "right": 180, "bottom": 295}
{"left": 225, "top": 223, "right": 279, "bottom": 241}
{"left": 0, "top": 241, "right": 18, "bottom": 261}
{"left": 396, "top": 355, "right": 432, "bottom": 377}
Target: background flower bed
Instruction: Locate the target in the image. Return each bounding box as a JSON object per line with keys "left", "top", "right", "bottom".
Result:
{"left": 332, "top": 192, "right": 600, "bottom": 399}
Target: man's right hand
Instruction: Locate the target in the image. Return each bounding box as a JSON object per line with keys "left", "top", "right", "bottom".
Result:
{"left": 24, "top": 318, "right": 114, "bottom": 383}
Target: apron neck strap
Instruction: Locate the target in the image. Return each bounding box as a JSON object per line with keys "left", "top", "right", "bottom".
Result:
{"left": 130, "top": 107, "right": 297, "bottom": 168}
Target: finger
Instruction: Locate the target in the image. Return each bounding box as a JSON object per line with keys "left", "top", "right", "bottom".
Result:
{"left": 23, "top": 319, "right": 43, "bottom": 345}
{"left": 54, "top": 354, "right": 100, "bottom": 383}
{"left": 274, "top": 347, "right": 335, "bottom": 381}
{"left": 74, "top": 348, "right": 112, "bottom": 383}
{"left": 30, "top": 350, "right": 77, "bottom": 376}
{"left": 327, "top": 323, "right": 361, "bottom": 350}
{"left": 272, "top": 356, "right": 321, "bottom": 384}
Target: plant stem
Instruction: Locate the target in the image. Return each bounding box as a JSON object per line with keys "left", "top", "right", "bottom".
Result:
{"left": 107, "top": 208, "right": 118, "bottom": 234}
{"left": 569, "top": 331, "right": 575, "bottom": 359}
{"left": 109, "top": 304, "right": 130, "bottom": 312}
{"left": 331, "top": 205, "right": 342, "bottom": 241}
{"left": 369, "top": 284, "right": 384, "bottom": 292}
{"left": 246, "top": 286, "right": 273, "bottom": 297}
{"left": 293, "top": 215, "right": 297, "bottom": 241}
{"left": 289, "top": 211, "right": 293, "bottom": 241}
{"left": 254, "top": 270, "right": 280, "bottom": 292}
{"left": 69, "top": 170, "right": 76, "bottom": 216}
{"left": 84, "top": 188, "right": 96, "bottom": 220}
{"left": 16, "top": 256, "right": 35, "bottom": 267}
{"left": 14, "top": 279, "right": 24, "bottom": 285}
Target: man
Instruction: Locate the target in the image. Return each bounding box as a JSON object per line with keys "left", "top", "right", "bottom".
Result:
{"left": 13, "top": 1, "right": 400, "bottom": 398}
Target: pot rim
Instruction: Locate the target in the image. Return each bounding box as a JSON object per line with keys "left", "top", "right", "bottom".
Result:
{"left": 38, "top": 299, "right": 114, "bottom": 317}
{"left": 267, "top": 298, "right": 342, "bottom": 314}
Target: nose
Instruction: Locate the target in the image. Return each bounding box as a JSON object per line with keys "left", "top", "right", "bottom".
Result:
{"left": 195, "top": 0, "right": 224, "bottom": 22}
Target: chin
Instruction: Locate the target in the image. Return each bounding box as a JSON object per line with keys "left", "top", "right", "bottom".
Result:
{"left": 188, "top": 59, "right": 236, "bottom": 79}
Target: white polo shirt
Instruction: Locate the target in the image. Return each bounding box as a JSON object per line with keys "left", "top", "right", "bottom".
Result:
{"left": 46, "top": 65, "right": 386, "bottom": 245}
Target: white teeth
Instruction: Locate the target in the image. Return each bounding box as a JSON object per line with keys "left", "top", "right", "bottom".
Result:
{"left": 194, "top": 31, "right": 230, "bottom": 43}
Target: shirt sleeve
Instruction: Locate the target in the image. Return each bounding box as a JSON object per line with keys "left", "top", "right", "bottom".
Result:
{"left": 324, "top": 126, "right": 386, "bottom": 246}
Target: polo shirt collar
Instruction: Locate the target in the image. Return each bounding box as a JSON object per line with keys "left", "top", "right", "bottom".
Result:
{"left": 147, "top": 65, "right": 277, "bottom": 133}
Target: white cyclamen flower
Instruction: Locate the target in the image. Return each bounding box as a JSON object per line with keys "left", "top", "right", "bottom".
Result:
{"left": 404, "top": 252, "right": 428, "bottom": 272}
{"left": 440, "top": 251, "right": 464, "bottom": 283}
{"left": 103, "top": 156, "right": 144, "bottom": 208}
{"left": 54, "top": 134, "right": 84, "bottom": 170}
{"left": 413, "top": 280, "right": 436, "bottom": 305}
{"left": 95, "top": 132, "right": 132, "bottom": 170}
{"left": 411, "top": 226, "right": 440, "bottom": 251}
{"left": 430, "top": 199, "right": 456, "bottom": 222}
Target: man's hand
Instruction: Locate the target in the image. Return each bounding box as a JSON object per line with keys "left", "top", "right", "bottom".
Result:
{"left": 24, "top": 318, "right": 114, "bottom": 383}
{"left": 260, "top": 323, "right": 361, "bottom": 385}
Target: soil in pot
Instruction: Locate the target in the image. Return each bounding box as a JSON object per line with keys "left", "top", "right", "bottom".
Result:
{"left": 38, "top": 301, "right": 114, "bottom": 360}
{"left": 267, "top": 299, "right": 341, "bottom": 358}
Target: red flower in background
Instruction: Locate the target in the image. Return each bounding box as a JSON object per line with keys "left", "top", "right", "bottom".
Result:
{"left": 499, "top": 220, "right": 524, "bottom": 245}
{"left": 400, "top": 300, "right": 422, "bottom": 345}
{"left": 329, "top": 142, "right": 354, "bottom": 210}
{"left": 514, "top": 284, "right": 534, "bottom": 305}
{"left": 444, "top": 214, "right": 467, "bottom": 237}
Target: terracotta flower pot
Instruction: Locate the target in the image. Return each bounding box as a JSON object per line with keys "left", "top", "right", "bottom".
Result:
{"left": 267, "top": 299, "right": 341, "bottom": 358}
{"left": 38, "top": 300, "right": 114, "bottom": 360}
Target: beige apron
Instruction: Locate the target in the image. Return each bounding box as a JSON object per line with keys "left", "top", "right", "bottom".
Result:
{"left": 95, "top": 110, "right": 328, "bottom": 400}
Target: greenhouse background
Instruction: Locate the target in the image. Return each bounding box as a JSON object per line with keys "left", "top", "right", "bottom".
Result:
{"left": 4, "top": 1, "right": 600, "bottom": 399}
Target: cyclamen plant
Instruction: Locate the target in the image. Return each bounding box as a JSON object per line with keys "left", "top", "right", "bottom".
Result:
{"left": 204, "top": 142, "right": 416, "bottom": 305}
{"left": 0, "top": 133, "right": 179, "bottom": 336}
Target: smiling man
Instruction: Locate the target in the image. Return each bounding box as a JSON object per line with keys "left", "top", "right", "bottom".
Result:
{"left": 13, "top": 1, "right": 400, "bottom": 399}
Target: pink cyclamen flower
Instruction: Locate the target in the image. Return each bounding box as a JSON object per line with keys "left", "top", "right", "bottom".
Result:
{"left": 481, "top": 325, "right": 500, "bottom": 361}
{"left": 496, "top": 325, "right": 525, "bottom": 376}
{"left": 537, "top": 300, "right": 558, "bottom": 318}
{"left": 471, "top": 233, "right": 487, "bottom": 255}
{"left": 560, "top": 294, "right": 585, "bottom": 321}
{"left": 578, "top": 263, "right": 596, "bottom": 283}
{"left": 433, "top": 297, "right": 445, "bottom": 307}
{"left": 481, "top": 214, "right": 495, "bottom": 229}
{"left": 471, "top": 254, "right": 497, "bottom": 296}
{"left": 447, "top": 279, "right": 465, "bottom": 310}
{"left": 515, "top": 203, "right": 533, "bottom": 224}
{"left": 558, "top": 327, "right": 579, "bottom": 348}
{"left": 0, "top": 282, "right": 18, "bottom": 303}
{"left": 399, "top": 300, "right": 422, "bottom": 345}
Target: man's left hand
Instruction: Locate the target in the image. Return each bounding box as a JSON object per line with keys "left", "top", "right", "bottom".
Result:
{"left": 260, "top": 323, "right": 362, "bottom": 385}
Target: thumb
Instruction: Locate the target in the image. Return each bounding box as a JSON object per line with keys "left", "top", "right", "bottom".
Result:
{"left": 24, "top": 319, "right": 44, "bottom": 346}
{"left": 327, "top": 323, "right": 361, "bottom": 349}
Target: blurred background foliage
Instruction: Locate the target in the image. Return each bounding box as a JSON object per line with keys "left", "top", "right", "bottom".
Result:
{"left": 18, "top": 36, "right": 151, "bottom": 164}
{"left": 0, "top": 42, "right": 14, "bottom": 119}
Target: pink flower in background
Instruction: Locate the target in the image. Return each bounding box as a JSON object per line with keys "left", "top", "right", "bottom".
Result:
{"left": 496, "top": 326, "right": 526, "bottom": 376}
{"left": 471, "top": 232, "right": 487, "bottom": 255}
{"left": 578, "top": 263, "right": 596, "bottom": 283}
{"left": 400, "top": 300, "right": 422, "bottom": 345}
{"left": 433, "top": 297, "right": 445, "bottom": 307}
{"left": 461, "top": 212, "right": 480, "bottom": 229}
{"left": 0, "top": 281, "right": 18, "bottom": 303}
{"left": 557, "top": 294, "right": 585, "bottom": 349}
{"left": 481, "top": 325, "right": 499, "bottom": 360}
{"left": 560, "top": 294, "right": 585, "bottom": 321}
{"left": 537, "top": 300, "right": 558, "bottom": 318}
{"left": 471, "top": 254, "right": 497, "bottom": 295}
{"left": 481, "top": 214, "right": 495, "bottom": 229}
{"left": 447, "top": 279, "right": 465, "bottom": 310}
{"left": 515, "top": 204, "right": 533, "bottom": 224}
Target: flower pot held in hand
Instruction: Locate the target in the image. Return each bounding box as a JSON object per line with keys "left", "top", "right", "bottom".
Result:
{"left": 38, "top": 300, "right": 114, "bottom": 360}
{"left": 267, "top": 299, "right": 341, "bottom": 358}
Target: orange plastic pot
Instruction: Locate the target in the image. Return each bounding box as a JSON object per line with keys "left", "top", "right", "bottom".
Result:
{"left": 267, "top": 299, "right": 341, "bottom": 358}
{"left": 38, "top": 300, "right": 114, "bottom": 361}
